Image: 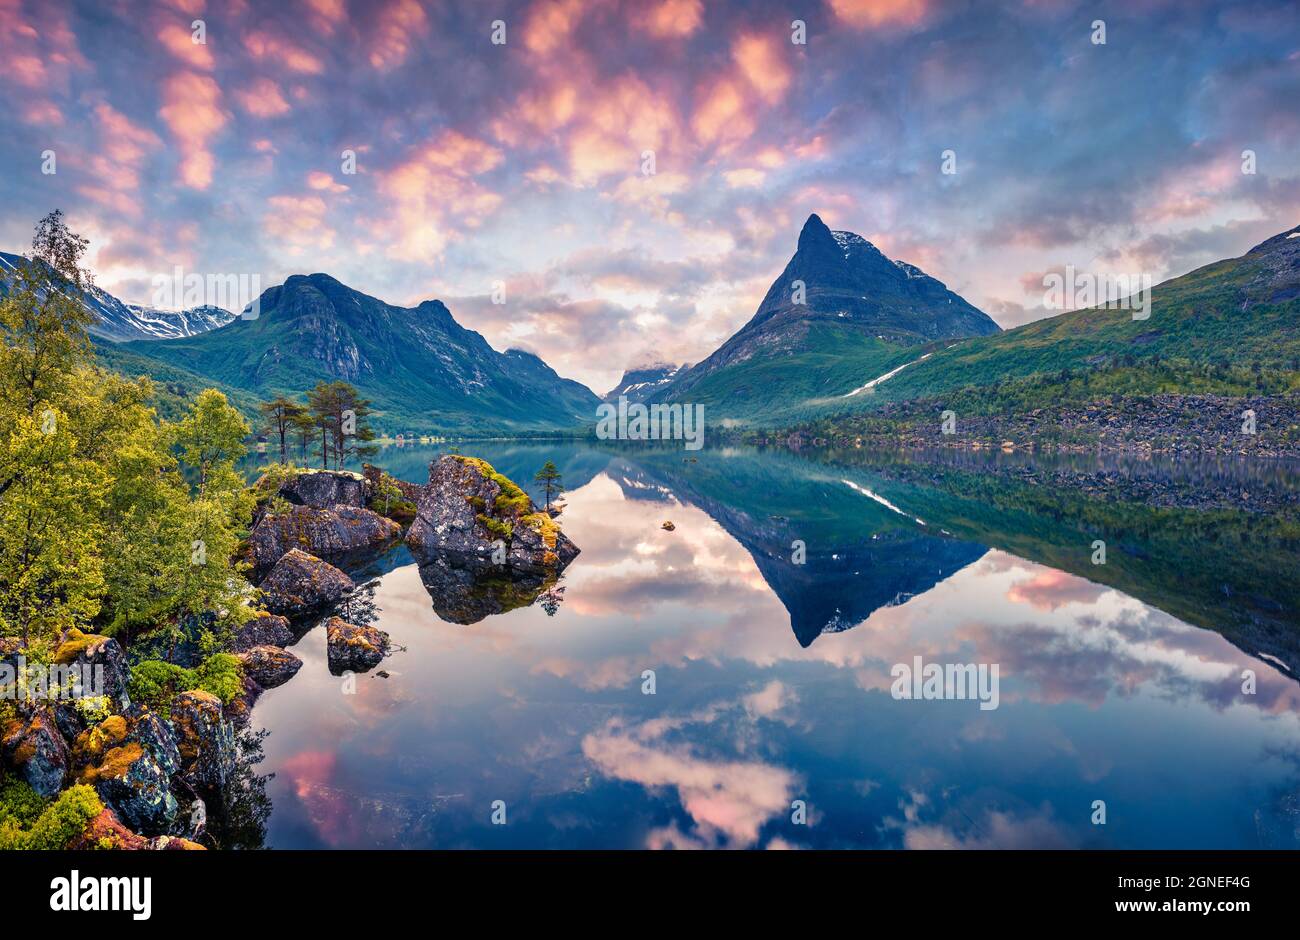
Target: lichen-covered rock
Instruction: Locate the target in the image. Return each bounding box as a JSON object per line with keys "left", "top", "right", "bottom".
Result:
{"left": 406, "top": 455, "right": 579, "bottom": 575}
{"left": 325, "top": 616, "right": 390, "bottom": 674}
{"left": 232, "top": 612, "right": 294, "bottom": 651}
{"left": 237, "top": 645, "right": 302, "bottom": 688}
{"left": 249, "top": 504, "right": 401, "bottom": 573}
{"left": 258, "top": 549, "right": 355, "bottom": 617}
{"left": 170, "top": 690, "right": 236, "bottom": 793}
{"left": 278, "top": 469, "right": 366, "bottom": 509}
{"left": 52, "top": 628, "right": 131, "bottom": 711}
{"left": 1, "top": 707, "right": 69, "bottom": 797}
{"left": 77, "top": 738, "right": 178, "bottom": 836}
{"left": 123, "top": 705, "right": 182, "bottom": 779}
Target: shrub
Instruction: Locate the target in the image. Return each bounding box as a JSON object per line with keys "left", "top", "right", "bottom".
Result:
{"left": 0, "top": 778, "right": 103, "bottom": 850}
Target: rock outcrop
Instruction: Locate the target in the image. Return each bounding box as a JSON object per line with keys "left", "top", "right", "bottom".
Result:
{"left": 170, "top": 690, "right": 236, "bottom": 793}
{"left": 406, "top": 455, "right": 579, "bottom": 575}
{"left": 71, "top": 708, "right": 184, "bottom": 835}
{"left": 258, "top": 549, "right": 355, "bottom": 617}
{"left": 278, "top": 469, "right": 366, "bottom": 509}
{"left": 237, "top": 645, "right": 302, "bottom": 688}
{"left": 232, "top": 612, "right": 294, "bottom": 651}
{"left": 1, "top": 707, "right": 69, "bottom": 797}
{"left": 249, "top": 504, "right": 402, "bottom": 573}
{"left": 325, "top": 617, "right": 390, "bottom": 674}
{"left": 53, "top": 628, "right": 131, "bottom": 711}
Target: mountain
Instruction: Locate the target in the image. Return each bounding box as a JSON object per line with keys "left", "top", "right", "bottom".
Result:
{"left": 0, "top": 250, "right": 236, "bottom": 341}
{"left": 117, "top": 272, "right": 600, "bottom": 434}
{"left": 603, "top": 361, "right": 688, "bottom": 403}
{"left": 651, "top": 214, "right": 1000, "bottom": 423}
{"left": 811, "top": 222, "right": 1300, "bottom": 419}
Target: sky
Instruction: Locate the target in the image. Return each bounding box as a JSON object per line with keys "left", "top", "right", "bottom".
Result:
{"left": 1, "top": 0, "right": 1297, "bottom": 395}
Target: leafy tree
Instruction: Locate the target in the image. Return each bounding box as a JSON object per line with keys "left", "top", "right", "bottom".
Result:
{"left": 0, "top": 213, "right": 256, "bottom": 652}
{"left": 172, "top": 388, "right": 250, "bottom": 494}
{"left": 534, "top": 460, "right": 564, "bottom": 512}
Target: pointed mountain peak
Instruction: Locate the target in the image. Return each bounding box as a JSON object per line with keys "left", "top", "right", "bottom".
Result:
{"left": 797, "top": 213, "right": 837, "bottom": 251}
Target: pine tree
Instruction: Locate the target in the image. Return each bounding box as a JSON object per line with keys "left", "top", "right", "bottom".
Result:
{"left": 533, "top": 460, "right": 564, "bottom": 512}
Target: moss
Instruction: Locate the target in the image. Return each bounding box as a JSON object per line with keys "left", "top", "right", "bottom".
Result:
{"left": 522, "top": 512, "right": 560, "bottom": 550}
{"left": 477, "top": 514, "right": 513, "bottom": 540}
{"left": 79, "top": 742, "right": 144, "bottom": 784}
{"left": 53, "top": 628, "right": 104, "bottom": 664}
{"left": 73, "top": 715, "right": 129, "bottom": 763}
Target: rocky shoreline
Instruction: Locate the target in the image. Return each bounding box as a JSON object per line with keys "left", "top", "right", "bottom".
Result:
{"left": 770, "top": 393, "right": 1300, "bottom": 459}
{"left": 0, "top": 456, "right": 579, "bottom": 850}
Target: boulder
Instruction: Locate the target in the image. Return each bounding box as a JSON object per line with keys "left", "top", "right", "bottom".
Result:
{"left": 1, "top": 707, "right": 69, "bottom": 797}
{"left": 278, "top": 469, "right": 367, "bottom": 509}
{"left": 258, "top": 549, "right": 355, "bottom": 617}
{"left": 237, "top": 645, "right": 302, "bottom": 688}
{"left": 77, "top": 739, "right": 177, "bottom": 836}
{"left": 232, "top": 612, "right": 294, "bottom": 651}
{"left": 52, "top": 628, "right": 131, "bottom": 711}
{"left": 249, "top": 504, "right": 402, "bottom": 573}
{"left": 325, "top": 617, "right": 390, "bottom": 674}
{"left": 406, "top": 455, "right": 579, "bottom": 575}
{"left": 362, "top": 463, "right": 423, "bottom": 503}
{"left": 70, "top": 709, "right": 181, "bottom": 836}
{"left": 123, "top": 705, "right": 182, "bottom": 779}
{"left": 170, "top": 690, "right": 236, "bottom": 793}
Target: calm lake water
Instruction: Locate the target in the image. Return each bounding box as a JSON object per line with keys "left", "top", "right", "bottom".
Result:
{"left": 248, "top": 443, "right": 1300, "bottom": 849}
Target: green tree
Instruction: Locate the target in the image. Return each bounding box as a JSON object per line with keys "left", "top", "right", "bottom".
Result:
{"left": 306, "top": 380, "right": 377, "bottom": 470}
{"left": 534, "top": 460, "right": 564, "bottom": 512}
{"left": 172, "top": 388, "right": 249, "bottom": 494}
{"left": 258, "top": 395, "right": 307, "bottom": 465}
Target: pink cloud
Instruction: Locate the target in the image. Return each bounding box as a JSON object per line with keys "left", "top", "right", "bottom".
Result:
{"left": 367, "top": 0, "right": 427, "bottom": 70}
{"left": 307, "top": 170, "right": 348, "bottom": 193}
{"left": 732, "top": 33, "right": 792, "bottom": 103}
{"left": 159, "top": 71, "right": 229, "bottom": 189}
{"left": 157, "top": 21, "right": 214, "bottom": 69}
{"left": 828, "top": 0, "right": 932, "bottom": 29}
{"left": 243, "top": 29, "right": 325, "bottom": 73}
{"left": 235, "top": 77, "right": 291, "bottom": 117}
{"left": 523, "top": 0, "right": 588, "bottom": 55}
{"left": 635, "top": 0, "right": 704, "bottom": 38}
{"left": 376, "top": 130, "right": 505, "bottom": 260}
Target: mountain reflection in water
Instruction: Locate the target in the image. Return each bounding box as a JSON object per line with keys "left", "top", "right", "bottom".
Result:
{"left": 246, "top": 443, "right": 1300, "bottom": 850}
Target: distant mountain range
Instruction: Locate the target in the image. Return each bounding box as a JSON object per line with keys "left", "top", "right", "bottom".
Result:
{"left": 646, "top": 214, "right": 1001, "bottom": 422}
{"left": 116, "top": 273, "right": 600, "bottom": 433}
{"left": 0, "top": 250, "right": 236, "bottom": 342}
{"left": 8, "top": 212, "right": 1295, "bottom": 437}
{"left": 603, "top": 362, "right": 689, "bottom": 403}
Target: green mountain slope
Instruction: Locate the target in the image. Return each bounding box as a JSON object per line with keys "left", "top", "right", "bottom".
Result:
{"left": 651, "top": 214, "right": 999, "bottom": 424}
{"left": 117, "top": 273, "right": 599, "bottom": 435}
{"left": 834, "top": 223, "right": 1300, "bottom": 414}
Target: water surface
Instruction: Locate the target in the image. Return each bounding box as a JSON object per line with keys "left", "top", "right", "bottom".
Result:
{"left": 250, "top": 444, "right": 1300, "bottom": 849}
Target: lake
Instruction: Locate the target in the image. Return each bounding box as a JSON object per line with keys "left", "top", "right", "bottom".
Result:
{"left": 246, "top": 442, "right": 1300, "bottom": 849}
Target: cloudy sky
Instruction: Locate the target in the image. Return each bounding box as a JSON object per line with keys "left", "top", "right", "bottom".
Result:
{"left": 2, "top": 0, "right": 1297, "bottom": 393}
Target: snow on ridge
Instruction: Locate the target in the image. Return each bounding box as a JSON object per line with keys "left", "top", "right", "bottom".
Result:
{"left": 842, "top": 352, "right": 932, "bottom": 397}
